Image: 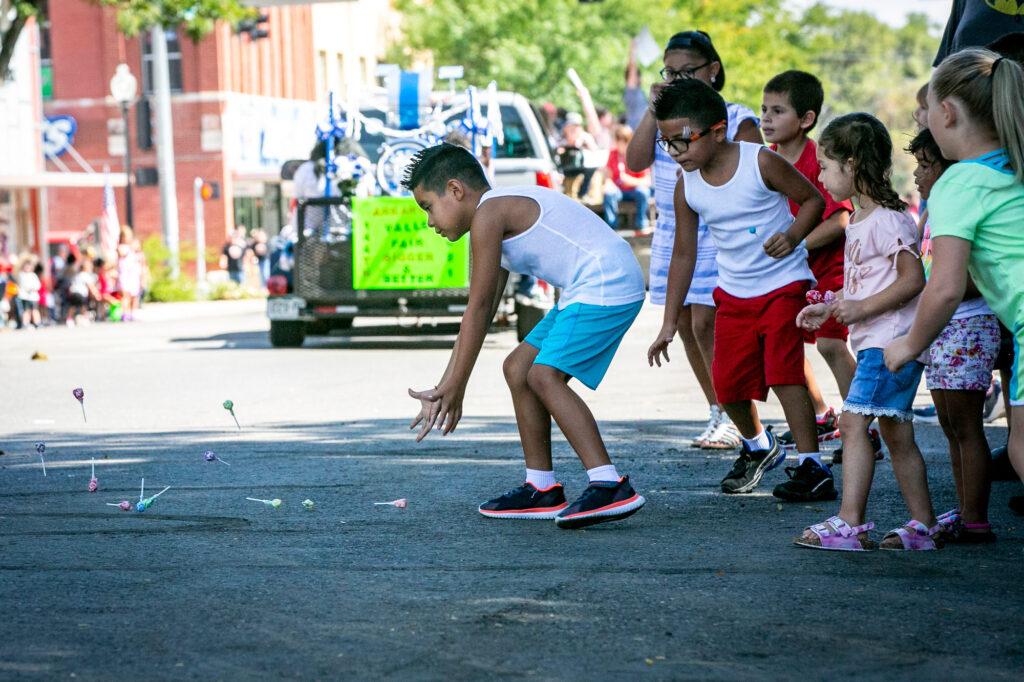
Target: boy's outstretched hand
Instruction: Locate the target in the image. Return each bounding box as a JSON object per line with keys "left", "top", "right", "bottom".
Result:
{"left": 408, "top": 383, "right": 465, "bottom": 441}
{"left": 763, "top": 232, "right": 796, "bottom": 259}
{"left": 796, "top": 303, "right": 831, "bottom": 331}
{"left": 647, "top": 323, "right": 676, "bottom": 367}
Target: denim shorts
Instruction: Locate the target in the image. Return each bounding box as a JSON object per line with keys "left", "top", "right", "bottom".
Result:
{"left": 843, "top": 348, "right": 924, "bottom": 422}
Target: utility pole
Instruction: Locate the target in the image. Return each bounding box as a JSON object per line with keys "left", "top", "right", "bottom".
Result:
{"left": 151, "top": 25, "right": 180, "bottom": 278}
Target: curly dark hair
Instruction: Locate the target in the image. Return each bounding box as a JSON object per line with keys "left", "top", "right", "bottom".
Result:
{"left": 819, "top": 113, "right": 905, "bottom": 212}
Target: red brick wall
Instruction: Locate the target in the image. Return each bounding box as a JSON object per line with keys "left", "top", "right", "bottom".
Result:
{"left": 44, "top": 1, "right": 314, "bottom": 264}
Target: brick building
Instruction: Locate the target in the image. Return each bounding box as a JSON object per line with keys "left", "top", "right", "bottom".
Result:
{"left": 42, "top": 1, "right": 319, "bottom": 263}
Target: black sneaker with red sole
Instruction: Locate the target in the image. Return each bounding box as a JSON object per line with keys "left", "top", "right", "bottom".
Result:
{"left": 478, "top": 482, "right": 568, "bottom": 519}
{"left": 554, "top": 476, "right": 646, "bottom": 530}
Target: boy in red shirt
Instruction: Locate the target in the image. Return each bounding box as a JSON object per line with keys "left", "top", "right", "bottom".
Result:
{"left": 761, "top": 71, "right": 876, "bottom": 489}
{"left": 603, "top": 126, "right": 651, "bottom": 231}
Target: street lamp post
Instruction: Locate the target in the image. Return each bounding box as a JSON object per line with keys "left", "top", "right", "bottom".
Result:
{"left": 109, "top": 64, "right": 138, "bottom": 229}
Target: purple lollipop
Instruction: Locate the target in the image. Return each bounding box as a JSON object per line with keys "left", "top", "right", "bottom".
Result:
{"left": 204, "top": 450, "right": 229, "bottom": 466}
{"left": 72, "top": 387, "right": 87, "bottom": 422}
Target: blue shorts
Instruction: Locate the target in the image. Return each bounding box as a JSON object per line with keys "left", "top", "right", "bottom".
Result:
{"left": 525, "top": 300, "right": 643, "bottom": 390}
{"left": 843, "top": 348, "right": 925, "bottom": 422}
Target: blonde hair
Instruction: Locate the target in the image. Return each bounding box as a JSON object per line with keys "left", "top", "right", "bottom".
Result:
{"left": 932, "top": 48, "right": 1024, "bottom": 183}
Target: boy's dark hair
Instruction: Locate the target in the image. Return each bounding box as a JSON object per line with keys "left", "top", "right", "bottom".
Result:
{"left": 652, "top": 78, "right": 727, "bottom": 129}
{"left": 988, "top": 32, "right": 1024, "bottom": 65}
{"left": 401, "top": 143, "right": 490, "bottom": 194}
{"left": 905, "top": 128, "right": 954, "bottom": 171}
{"left": 819, "top": 112, "right": 906, "bottom": 212}
{"left": 764, "top": 70, "right": 824, "bottom": 132}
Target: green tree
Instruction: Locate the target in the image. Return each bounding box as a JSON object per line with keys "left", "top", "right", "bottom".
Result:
{"left": 0, "top": 1, "right": 42, "bottom": 81}
{"left": 95, "top": 0, "right": 255, "bottom": 39}
{"left": 391, "top": 0, "right": 808, "bottom": 115}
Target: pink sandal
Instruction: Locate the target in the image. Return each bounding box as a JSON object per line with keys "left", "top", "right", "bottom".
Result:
{"left": 794, "top": 515, "right": 877, "bottom": 551}
{"left": 880, "top": 519, "right": 943, "bottom": 551}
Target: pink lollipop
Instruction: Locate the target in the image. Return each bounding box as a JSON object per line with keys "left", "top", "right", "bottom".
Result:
{"left": 88, "top": 458, "right": 98, "bottom": 492}
{"left": 373, "top": 498, "right": 408, "bottom": 509}
{"left": 106, "top": 500, "right": 132, "bottom": 511}
{"left": 72, "top": 387, "right": 87, "bottom": 422}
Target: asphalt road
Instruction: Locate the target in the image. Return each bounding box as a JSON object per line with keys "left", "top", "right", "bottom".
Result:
{"left": 1, "top": 300, "right": 1022, "bottom": 680}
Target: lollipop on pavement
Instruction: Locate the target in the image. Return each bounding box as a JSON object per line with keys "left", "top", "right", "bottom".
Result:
{"left": 373, "top": 498, "right": 408, "bottom": 509}
{"left": 72, "top": 387, "right": 87, "bottom": 422}
{"left": 88, "top": 458, "right": 98, "bottom": 492}
{"left": 35, "top": 442, "right": 46, "bottom": 477}
{"left": 247, "top": 497, "right": 282, "bottom": 508}
{"left": 223, "top": 400, "right": 240, "bottom": 430}
{"left": 136, "top": 486, "right": 170, "bottom": 512}
{"left": 204, "top": 450, "right": 230, "bottom": 466}
{"left": 107, "top": 500, "right": 132, "bottom": 511}
{"left": 302, "top": 499, "right": 315, "bottom": 511}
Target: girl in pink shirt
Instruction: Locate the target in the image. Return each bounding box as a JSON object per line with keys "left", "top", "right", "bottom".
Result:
{"left": 792, "top": 113, "right": 941, "bottom": 551}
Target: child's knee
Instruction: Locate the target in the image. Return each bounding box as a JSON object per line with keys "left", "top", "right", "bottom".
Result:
{"left": 839, "top": 411, "right": 869, "bottom": 438}
{"left": 816, "top": 338, "right": 849, "bottom": 363}
{"left": 691, "top": 308, "right": 715, "bottom": 341}
{"left": 878, "top": 419, "right": 917, "bottom": 453}
{"left": 502, "top": 352, "right": 530, "bottom": 390}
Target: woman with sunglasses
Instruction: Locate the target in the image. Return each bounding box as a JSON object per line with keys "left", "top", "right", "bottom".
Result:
{"left": 626, "top": 30, "right": 763, "bottom": 450}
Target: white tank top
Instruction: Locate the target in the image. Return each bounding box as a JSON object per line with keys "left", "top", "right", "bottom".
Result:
{"left": 682, "top": 141, "right": 815, "bottom": 298}
{"left": 479, "top": 186, "right": 646, "bottom": 309}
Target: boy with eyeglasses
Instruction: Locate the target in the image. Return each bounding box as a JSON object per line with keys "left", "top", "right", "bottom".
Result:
{"left": 647, "top": 78, "right": 829, "bottom": 498}
{"left": 627, "top": 30, "right": 762, "bottom": 452}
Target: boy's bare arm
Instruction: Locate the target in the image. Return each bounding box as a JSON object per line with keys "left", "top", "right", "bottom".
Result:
{"left": 804, "top": 209, "right": 849, "bottom": 250}
{"left": 408, "top": 202, "right": 506, "bottom": 439}
{"left": 759, "top": 148, "right": 825, "bottom": 256}
{"left": 649, "top": 179, "right": 697, "bottom": 367}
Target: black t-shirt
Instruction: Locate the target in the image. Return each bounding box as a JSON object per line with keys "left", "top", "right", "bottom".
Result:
{"left": 934, "top": 0, "right": 1024, "bottom": 66}
{"left": 222, "top": 240, "right": 247, "bottom": 273}
{"left": 250, "top": 239, "right": 269, "bottom": 261}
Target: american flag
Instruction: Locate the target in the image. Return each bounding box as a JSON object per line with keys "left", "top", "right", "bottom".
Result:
{"left": 101, "top": 169, "right": 120, "bottom": 256}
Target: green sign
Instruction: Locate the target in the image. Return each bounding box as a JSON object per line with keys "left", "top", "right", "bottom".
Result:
{"left": 41, "top": 65, "right": 53, "bottom": 100}
{"left": 351, "top": 196, "right": 470, "bottom": 290}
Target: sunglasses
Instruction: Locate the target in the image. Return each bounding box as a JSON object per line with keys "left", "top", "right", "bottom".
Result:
{"left": 656, "top": 121, "right": 726, "bottom": 154}
{"left": 659, "top": 62, "right": 711, "bottom": 82}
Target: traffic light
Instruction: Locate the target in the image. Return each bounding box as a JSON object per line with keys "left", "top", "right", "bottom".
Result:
{"left": 199, "top": 181, "right": 220, "bottom": 200}
{"left": 237, "top": 13, "right": 270, "bottom": 40}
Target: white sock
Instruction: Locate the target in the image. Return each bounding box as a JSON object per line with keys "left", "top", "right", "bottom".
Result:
{"left": 587, "top": 464, "right": 620, "bottom": 483}
{"left": 742, "top": 430, "right": 772, "bottom": 451}
{"left": 525, "top": 468, "right": 557, "bottom": 489}
{"left": 798, "top": 452, "right": 827, "bottom": 470}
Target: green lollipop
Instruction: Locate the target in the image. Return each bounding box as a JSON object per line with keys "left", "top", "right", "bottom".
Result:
{"left": 223, "top": 400, "right": 240, "bottom": 429}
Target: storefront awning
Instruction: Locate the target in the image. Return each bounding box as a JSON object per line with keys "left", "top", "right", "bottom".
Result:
{"left": 0, "top": 172, "right": 128, "bottom": 189}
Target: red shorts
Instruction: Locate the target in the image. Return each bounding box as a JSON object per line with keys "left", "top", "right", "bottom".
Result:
{"left": 802, "top": 271, "right": 848, "bottom": 343}
{"left": 712, "top": 281, "right": 809, "bottom": 403}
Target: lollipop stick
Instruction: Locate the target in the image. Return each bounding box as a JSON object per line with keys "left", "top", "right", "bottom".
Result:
{"left": 230, "top": 411, "right": 240, "bottom": 430}
{"left": 91, "top": 459, "right": 95, "bottom": 478}
{"left": 39, "top": 454, "right": 46, "bottom": 477}
{"left": 106, "top": 503, "right": 123, "bottom": 507}
{"left": 218, "top": 456, "right": 230, "bottom": 466}
{"left": 140, "top": 478, "right": 145, "bottom": 502}
{"left": 150, "top": 486, "right": 171, "bottom": 501}
{"left": 80, "top": 403, "right": 87, "bottom": 423}
{"left": 246, "top": 497, "right": 266, "bottom": 503}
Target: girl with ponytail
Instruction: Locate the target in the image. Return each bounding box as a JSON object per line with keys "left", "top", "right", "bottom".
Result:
{"left": 886, "top": 48, "right": 1024, "bottom": 495}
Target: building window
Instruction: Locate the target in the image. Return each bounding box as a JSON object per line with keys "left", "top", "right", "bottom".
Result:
{"left": 141, "top": 29, "right": 183, "bottom": 94}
